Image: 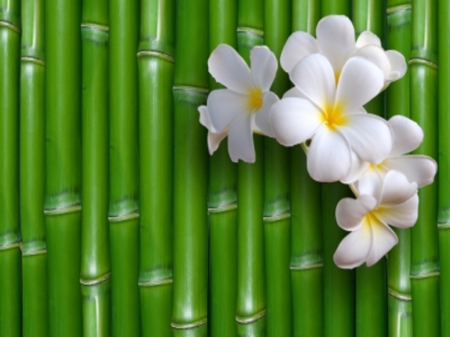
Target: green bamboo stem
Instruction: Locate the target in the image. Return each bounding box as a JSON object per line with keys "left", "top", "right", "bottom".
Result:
{"left": 80, "top": 0, "right": 110, "bottom": 335}
{"left": 138, "top": 0, "right": 175, "bottom": 335}
{"left": 386, "top": 2, "right": 413, "bottom": 336}
{"left": 109, "top": 0, "right": 141, "bottom": 335}
{"left": 235, "top": 0, "right": 266, "bottom": 335}
{"left": 44, "top": 0, "right": 82, "bottom": 335}
{"left": 353, "top": 2, "right": 388, "bottom": 337}
{"left": 263, "top": 0, "right": 292, "bottom": 335}
{"left": 20, "top": 0, "right": 48, "bottom": 336}
{"left": 439, "top": 0, "right": 450, "bottom": 334}
{"left": 410, "top": 0, "right": 440, "bottom": 335}
{"left": 289, "top": 6, "right": 323, "bottom": 336}
{"left": 320, "top": 2, "right": 355, "bottom": 337}
{"left": 171, "top": 0, "right": 209, "bottom": 335}
{"left": 207, "top": 0, "right": 238, "bottom": 336}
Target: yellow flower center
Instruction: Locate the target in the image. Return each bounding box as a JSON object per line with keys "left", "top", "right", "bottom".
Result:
{"left": 369, "top": 161, "right": 387, "bottom": 172}
{"left": 247, "top": 87, "right": 264, "bottom": 111}
{"left": 321, "top": 103, "right": 347, "bottom": 130}
{"left": 334, "top": 71, "right": 341, "bottom": 85}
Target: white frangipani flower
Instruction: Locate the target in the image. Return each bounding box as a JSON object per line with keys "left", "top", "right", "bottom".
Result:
{"left": 280, "top": 15, "right": 406, "bottom": 87}
{"left": 334, "top": 170, "right": 419, "bottom": 269}
{"left": 270, "top": 53, "right": 393, "bottom": 182}
{"left": 199, "top": 44, "right": 279, "bottom": 162}
{"left": 344, "top": 115, "right": 437, "bottom": 196}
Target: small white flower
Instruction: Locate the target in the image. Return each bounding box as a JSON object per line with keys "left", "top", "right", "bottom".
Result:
{"left": 270, "top": 53, "right": 393, "bottom": 182}
{"left": 199, "top": 44, "right": 279, "bottom": 162}
{"left": 280, "top": 15, "right": 406, "bottom": 87}
{"left": 343, "top": 115, "right": 437, "bottom": 196}
{"left": 334, "top": 171, "right": 418, "bottom": 269}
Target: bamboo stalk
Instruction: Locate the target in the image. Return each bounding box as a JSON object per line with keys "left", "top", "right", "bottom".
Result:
{"left": 289, "top": 4, "right": 323, "bottom": 336}
{"left": 44, "top": 0, "right": 83, "bottom": 335}
{"left": 352, "top": 2, "right": 388, "bottom": 336}
{"left": 439, "top": 0, "right": 450, "bottom": 333}
{"left": 263, "top": 0, "right": 292, "bottom": 335}
{"left": 235, "top": 0, "right": 266, "bottom": 335}
{"left": 320, "top": 2, "right": 355, "bottom": 337}
{"left": 80, "top": 0, "right": 111, "bottom": 335}
{"left": 386, "top": 2, "right": 413, "bottom": 336}
{"left": 207, "top": 0, "right": 238, "bottom": 336}
{"left": 138, "top": 0, "right": 175, "bottom": 335}
{"left": 171, "top": 0, "right": 209, "bottom": 335}
{"left": 20, "top": 0, "right": 48, "bottom": 336}
{"left": 410, "top": 0, "right": 440, "bottom": 335}
{"left": 108, "top": 0, "right": 141, "bottom": 335}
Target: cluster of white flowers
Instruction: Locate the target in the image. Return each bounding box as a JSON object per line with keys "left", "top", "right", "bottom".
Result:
{"left": 198, "top": 15, "right": 437, "bottom": 269}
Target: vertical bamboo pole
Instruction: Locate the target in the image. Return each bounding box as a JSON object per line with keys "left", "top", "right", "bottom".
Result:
{"left": 0, "top": 0, "right": 21, "bottom": 335}
{"left": 138, "top": 0, "right": 175, "bottom": 335}
{"left": 353, "top": 2, "right": 388, "bottom": 336}
{"left": 44, "top": 0, "right": 83, "bottom": 335}
{"left": 235, "top": 0, "right": 266, "bottom": 335}
{"left": 263, "top": 0, "right": 292, "bottom": 335}
{"left": 289, "top": 3, "right": 323, "bottom": 336}
{"left": 386, "top": 1, "right": 413, "bottom": 335}
{"left": 109, "top": 0, "right": 141, "bottom": 335}
{"left": 207, "top": 0, "right": 238, "bottom": 336}
{"left": 410, "top": 0, "right": 440, "bottom": 335}
{"left": 20, "top": 0, "right": 48, "bottom": 336}
{"left": 80, "top": 0, "right": 111, "bottom": 335}
{"left": 439, "top": 0, "right": 450, "bottom": 333}
{"left": 320, "top": 2, "right": 355, "bottom": 337}
{"left": 172, "top": 0, "right": 209, "bottom": 335}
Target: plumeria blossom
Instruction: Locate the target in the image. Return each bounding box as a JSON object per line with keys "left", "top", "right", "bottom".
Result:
{"left": 280, "top": 15, "right": 406, "bottom": 88}
{"left": 270, "top": 52, "right": 393, "bottom": 182}
{"left": 198, "top": 44, "right": 279, "bottom": 162}
{"left": 334, "top": 170, "right": 419, "bottom": 269}
{"left": 343, "top": 115, "right": 438, "bottom": 197}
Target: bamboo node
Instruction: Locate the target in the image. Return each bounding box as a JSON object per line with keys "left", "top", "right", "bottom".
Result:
{"left": 237, "top": 26, "right": 264, "bottom": 37}
{"left": 171, "top": 318, "right": 207, "bottom": 330}
{"left": 80, "top": 272, "right": 111, "bottom": 286}
{"left": 386, "top": 4, "right": 412, "bottom": 14}
{"left": 139, "top": 277, "right": 173, "bottom": 287}
{"left": 0, "top": 241, "right": 20, "bottom": 251}
{"left": 410, "top": 270, "right": 440, "bottom": 279}
{"left": 208, "top": 202, "right": 237, "bottom": 214}
{"left": 21, "top": 56, "right": 45, "bottom": 66}
{"left": 0, "top": 20, "right": 21, "bottom": 34}
{"left": 388, "top": 288, "right": 412, "bottom": 301}
{"left": 108, "top": 211, "right": 140, "bottom": 222}
{"left": 236, "top": 309, "right": 267, "bottom": 324}
{"left": 22, "top": 248, "right": 47, "bottom": 257}
{"left": 438, "top": 221, "right": 450, "bottom": 229}
{"left": 81, "top": 23, "right": 109, "bottom": 32}
{"left": 408, "top": 58, "right": 438, "bottom": 69}
{"left": 290, "top": 261, "right": 323, "bottom": 271}
{"left": 137, "top": 50, "right": 175, "bottom": 62}
{"left": 173, "top": 85, "right": 209, "bottom": 95}
{"left": 44, "top": 204, "right": 81, "bottom": 215}
{"left": 263, "top": 211, "right": 291, "bottom": 222}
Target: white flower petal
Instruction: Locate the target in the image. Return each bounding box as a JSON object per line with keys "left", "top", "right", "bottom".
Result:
{"left": 207, "top": 89, "right": 249, "bottom": 132}
{"left": 208, "top": 130, "right": 228, "bottom": 155}
{"left": 354, "top": 45, "right": 391, "bottom": 80}
{"left": 341, "top": 152, "right": 370, "bottom": 184}
{"left": 355, "top": 31, "right": 382, "bottom": 48}
{"left": 307, "top": 128, "right": 352, "bottom": 182}
{"left": 384, "top": 155, "right": 437, "bottom": 188}
{"left": 341, "top": 113, "right": 392, "bottom": 164}
{"left": 379, "top": 170, "right": 418, "bottom": 206}
{"left": 280, "top": 31, "right": 319, "bottom": 73}
{"left": 386, "top": 50, "right": 407, "bottom": 81}
{"left": 365, "top": 220, "right": 398, "bottom": 267}
{"left": 198, "top": 105, "right": 217, "bottom": 132}
{"left": 290, "top": 53, "right": 335, "bottom": 110}
{"left": 336, "top": 56, "right": 385, "bottom": 113}
{"left": 333, "top": 226, "right": 372, "bottom": 269}
{"left": 208, "top": 44, "right": 253, "bottom": 93}
{"left": 388, "top": 115, "right": 423, "bottom": 156}
{"left": 283, "top": 87, "right": 307, "bottom": 99}
{"left": 356, "top": 168, "right": 385, "bottom": 199}
{"left": 316, "top": 15, "right": 356, "bottom": 73}
{"left": 250, "top": 46, "right": 278, "bottom": 92}
{"left": 377, "top": 194, "right": 418, "bottom": 229}
{"left": 254, "top": 91, "right": 279, "bottom": 137}
{"left": 270, "top": 98, "right": 322, "bottom": 146}
{"left": 336, "top": 195, "right": 377, "bottom": 231}
{"left": 228, "top": 114, "right": 255, "bottom": 162}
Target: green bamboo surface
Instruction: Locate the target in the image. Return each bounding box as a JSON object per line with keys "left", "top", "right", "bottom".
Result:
{"left": 439, "top": 0, "right": 450, "bottom": 334}
{"left": 207, "top": 0, "right": 238, "bottom": 336}
{"left": 263, "top": 0, "right": 292, "bottom": 336}
{"left": 386, "top": 2, "right": 413, "bottom": 336}
{"left": 44, "top": 0, "right": 83, "bottom": 335}
{"left": 108, "top": 0, "right": 141, "bottom": 335}
{"left": 80, "top": 0, "right": 111, "bottom": 335}
{"left": 235, "top": 0, "right": 266, "bottom": 335}
{"left": 20, "top": 0, "right": 47, "bottom": 336}
{"left": 353, "top": 2, "right": 388, "bottom": 337}
{"left": 410, "top": 0, "right": 440, "bottom": 335}
{"left": 289, "top": 3, "right": 323, "bottom": 336}
{"left": 172, "top": 0, "right": 209, "bottom": 335}
{"left": 138, "top": 0, "right": 175, "bottom": 335}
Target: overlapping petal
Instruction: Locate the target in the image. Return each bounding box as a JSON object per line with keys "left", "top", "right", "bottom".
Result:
{"left": 208, "top": 130, "right": 228, "bottom": 155}
{"left": 280, "top": 31, "right": 319, "bottom": 73}
{"left": 333, "top": 226, "right": 372, "bottom": 269}
{"left": 354, "top": 45, "right": 391, "bottom": 80}
{"left": 254, "top": 91, "right": 279, "bottom": 137}
{"left": 379, "top": 170, "right": 417, "bottom": 206}
{"left": 228, "top": 114, "right": 254, "bottom": 162}
{"left": 336, "top": 195, "right": 377, "bottom": 231}
{"left": 365, "top": 222, "right": 398, "bottom": 267}
{"left": 207, "top": 89, "right": 249, "bottom": 132}
{"left": 384, "top": 155, "right": 437, "bottom": 188}
{"left": 389, "top": 115, "right": 423, "bottom": 156}
{"left": 355, "top": 31, "right": 381, "bottom": 48}
{"left": 378, "top": 194, "right": 419, "bottom": 228}
{"left": 385, "top": 50, "right": 407, "bottom": 81}
{"left": 250, "top": 46, "right": 278, "bottom": 92}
